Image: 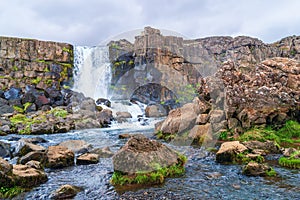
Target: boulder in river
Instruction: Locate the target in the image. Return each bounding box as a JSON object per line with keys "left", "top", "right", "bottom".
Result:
{"left": 50, "top": 184, "right": 82, "bottom": 200}
{"left": 59, "top": 140, "right": 92, "bottom": 154}
{"left": 242, "top": 162, "right": 276, "bottom": 177}
{"left": 12, "top": 164, "right": 48, "bottom": 187}
{"left": 44, "top": 146, "right": 75, "bottom": 169}
{"left": 76, "top": 153, "right": 99, "bottom": 165}
{"left": 216, "top": 141, "right": 248, "bottom": 163}
{"left": 111, "top": 134, "right": 187, "bottom": 186}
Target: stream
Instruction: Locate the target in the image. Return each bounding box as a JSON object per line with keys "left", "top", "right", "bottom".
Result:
{"left": 1, "top": 120, "right": 299, "bottom": 200}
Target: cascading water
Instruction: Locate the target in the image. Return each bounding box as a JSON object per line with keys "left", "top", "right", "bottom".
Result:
{"left": 73, "top": 46, "right": 111, "bottom": 99}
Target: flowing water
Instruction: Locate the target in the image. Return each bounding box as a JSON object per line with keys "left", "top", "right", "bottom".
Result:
{"left": 1, "top": 46, "right": 298, "bottom": 199}
{"left": 1, "top": 123, "right": 299, "bottom": 200}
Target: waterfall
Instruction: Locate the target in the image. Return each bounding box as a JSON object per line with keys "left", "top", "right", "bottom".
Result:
{"left": 73, "top": 46, "right": 111, "bottom": 99}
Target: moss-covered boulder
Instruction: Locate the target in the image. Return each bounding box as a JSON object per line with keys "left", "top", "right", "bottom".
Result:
{"left": 111, "top": 134, "right": 187, "bottom": 186}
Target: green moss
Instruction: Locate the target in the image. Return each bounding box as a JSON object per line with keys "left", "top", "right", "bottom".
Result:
{"left": 238, "top": 120, "right": 300, "bottom": 147}
{"left": 23, "top": 102, "right": 32, "bottom": 111}
{"left": 0, "top": 186, "right": 25, "bottom": 199}
{"left": 31, "top": 77, "right": 42, "bottom": 85}
{"left": 13, "top": 105, "right": 24, "bottom": 113}
{"left": 111, "top": 154, "right": 187, "bottom": 186}
{"left": 235, "top": 152, "right": 264, "bottom": 164}
{"left": 62, "top": 47, "right": 72, "bottom": 53}
{"left": 45, "top": 79, "right": 53, "bottom": 86}
{"left": 110, "top": 43, "right": 121, "bottom": 50}
{"left": 279, "top": 151, "right": 300, "bottom": 169}
{"left": 49, "top": 107, "right": 68, "bottom": 118}
{"left": 128, "top": 60, "right": 134, "bottom": 65}
{"left": 12, "top": 66, "right": 18, "bottom": 71}
{"left": 266, "top": 167, "right": 277, "bottom": 177}
{"left": 9, "top": 113, "right": 46, "bottom": 135}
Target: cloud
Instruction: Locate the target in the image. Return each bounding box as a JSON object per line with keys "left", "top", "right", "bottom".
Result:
{"left": 0, "top": 0, "right": 299, "bottom": 45}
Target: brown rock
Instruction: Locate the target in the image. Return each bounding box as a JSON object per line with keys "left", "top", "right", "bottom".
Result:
{"left": 216, "top": 141, "right": 248, "bottom": 163}
{"left": 59, "top": 140, "right": 92, "bottom": 154}
{"left": 242, "top": 140, "right": 281, "bottom": 154}
{"left": 12, "top": 164, "right": 48, "bottom": 187}
{"left": 145, "top": 104, "right": 167, "bottom": 117}
{"left": 45, "top": 146, "right": 74, "bottom": 169}
{"left": 50, "top": 184, "right": 82, "bottom": 200}
{"left": 77, "top": 153, "right": 99, "bottom": 165}
{"left": 242, "top": 162, "right": 271, "bottom": 176}
{"left": 113, "top": 135, "right": 180, "bottom": 174}
{"left": 16, "top": 141, "right": 46, "bottom": 157}
{"left": 90, "top": 147, "right": 114, "bottom": 158}
{"left": 18, "top": 151, "right": 46, "bottom": 164}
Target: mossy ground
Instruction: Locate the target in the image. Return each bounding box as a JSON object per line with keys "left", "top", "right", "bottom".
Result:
{"left": 279, "top": 151, "right": 300, "bottom": 169}
{"left": 0, "top": 186, "right": 25, "bottom": 199}
{"left": 111, "top": 153, "right": 187, "bottom": 186}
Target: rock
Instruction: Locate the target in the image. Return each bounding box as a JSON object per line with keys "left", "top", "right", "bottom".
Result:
{"left": 0, "top": 141, "right": 11, "bottom": 158}
{"left": 145, "top": 104, "right": 167, "bottom": 117}
{"left": 216, "top": 141, "right": 248, "bottom": 163}
{"left": 59, "top": 140, "right": 92, "bottom": 154}
{"left": 76, "top": 153, "right": 99, "bottom": 165}
{"left": 283, "top": 148, "right": 297, "bottom": 157}
{"left": 4, "top": 87, "right": 21, "bottom": 100}
{"left": 0, "top": 104, "right": 14, "bottom": 114}
{"left": 116, "top": 111, "right": 132, "bottom": 118}
{"left": 118, "top": 133, "right": 132, "bottom": 139}
{"left": 0, "top": 157, "right": 14, "bottom": 187}
{"left": 15, "top": 141, "right": 46, "bottom": 157}
{"left": 196, "top": 114, "right": 209, "bottom": 125}
{"left": 113, "top": 134, "right": 181, "bottom": 174}
{"left": 25, "top": 160, "right": 44, "bottom": 170}
{"left": 30, "top": 121, "right": 54, "bottom": 134}
{"left": 90, "top": 147, "right": 114, "bottom": 158}
{"left": 12, "top": 164, "right": 48, "bottom": 187}
{"left": 242, "top": 162, "right": 272, "bottom": 176}
{"left": 97, "top": 109, "right": 113, "bottom": 127}
{"left": 96, "top": 98, "right": 111, "bottom": 107}
{"left": 242, "top": 140, "right": 281, "bottom": 154}
{"left": 22, "top": 137, "right": 48, "bottom": 144}
{"left": 35, "top": 95, "right": 50, "bottom": 109}
{"left": 18, "top": 151, "right": 46, "bottom": 165}
{"left": 188, "top": 123, "right": 213, "bottom": 145}
{"left": 45, "top": 146, "right": 75, "bottom": 169}
{"left": 50, "top": 184, "right": 82, "bottom": 200}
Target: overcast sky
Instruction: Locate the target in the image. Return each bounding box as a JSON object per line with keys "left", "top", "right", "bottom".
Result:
{"left": 0, "top": 0, "right": 299, "bottom": 46}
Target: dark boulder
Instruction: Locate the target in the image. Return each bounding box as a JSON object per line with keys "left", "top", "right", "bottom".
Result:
{"left": 96, "top": 98, "right": 111, "bottom": 107}
{"left": 4, "top": 87, "right": 21, "bottom": 100}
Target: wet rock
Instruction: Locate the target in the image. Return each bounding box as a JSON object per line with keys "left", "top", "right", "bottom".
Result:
{"left": 145, "top": 104, "right": 167, "bottom": 117}
{"left": 45, "top": 146, "right": 75, "bottom": 169}
{"left": 0, "top": 157, "right": 14, "bottom": 187}
{"left": 4, "top": 87, "right": 21, "bottom": 100}
{"left": 59, "top": 140, "right": 92, "bottom": 154}
{"left": 242, "top": 140, "right": 281, "bottom": 154}
{"left": 118, "top": 133, "right": 132, "bottom": 139}
{"left": 97, "top": 109, "right": 113, "bottom": 127}
{"left": 12, "top": 164, "right": 48, "bottom": 187}
{"left": 216, "top": 141, "right": 248, "bottom": 163}
{"left": 25, "top": 160, "right": 44, "bottom": 170}
{"left": 242, "top": 162, "right": 272, "bottom": 176}
{"left": 0, "top": 141, "right": 11, "bottom": 158}
{"left": 15, "top": 141, "right": 46, "bottom": 157}
{"left": 90, "top": 147, "right": 114, "bottom": 158}
{"left": 116, "top": 111, "right": 132, "bottom": 118}
{"left": 96, "top": 98, "right": 111, "bottom": 107}
{"left": 22, "top": 137, "right": 48, "bottom": 144}
{"left": 18, "top": 151, "right": 46, "bottom": 165}
{"left": 188, "top": 123, "right": 213, "bottom": 145}
{"left": 50, "top": 184, "right": 82, "bottom": 200}
{"left": 77, "top": 153, "right": 99, "bottom": 165}
{"left": 113, "top": 134, "right": 180, "bottom": 174}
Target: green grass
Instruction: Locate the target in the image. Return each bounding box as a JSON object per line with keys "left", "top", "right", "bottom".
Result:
{"left": 0, "top": 186, "right": 25, "bottom": 199}
{"left": 31, "top": 77, "right": 42, "bottom": 85}
{"left": 111, "top": 153, "right": 187, "bottom": 186}
{"left": 279, "top": 151, "right": 300, "bottom": 169}
{"left": 266, "top": 167, "right": 277, "bottom": 177}
{"left": 10, "top": 114, "right": 47, "bottom": 134}
{"left": 238, "top": 120, "right": 300, "bottom": 146}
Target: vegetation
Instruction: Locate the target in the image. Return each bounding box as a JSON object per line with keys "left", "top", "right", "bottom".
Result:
{"left": 111, "top": 153, "right": 187, "bottom": 186}
{"left": 31, "top": 77, "right": 42, "bottom": 85}
{"left": 110, "top": 43, "right": 121, "bottom": 50}
{"left": 266, "top": 167, "right": 277, "bottom": 177}
{"left": 9, "top": 113, "right": 46, "bottom": 134}
{"left": 279, "top": 151, "right": 300, "bottom": 169}
{"left": 0, "top": 186, "right": 25, "bottom": 199}
{"left": 235, "top": 152, "right": 264, "bottom": 164}
{"left": 49, "top": 107, "right": 68, "bottom": 118}
{"left": 237, "top": 120, "right": 300, "bottom": 147}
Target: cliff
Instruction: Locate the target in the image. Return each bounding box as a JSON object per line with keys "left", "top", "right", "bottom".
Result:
{"left": 0, "top": 36, "right": 74, "bottom": 92}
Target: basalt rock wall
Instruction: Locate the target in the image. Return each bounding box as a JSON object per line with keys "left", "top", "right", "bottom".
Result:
{"left": 0, "top": 36, "right": 74, "bottom": 92}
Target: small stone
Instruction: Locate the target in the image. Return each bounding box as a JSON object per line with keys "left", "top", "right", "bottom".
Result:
{"left": 77, "top": 153, "right": 99, "bottom": 165}
{"left": 50, "top": 184, "right": 82, "bottom": 200}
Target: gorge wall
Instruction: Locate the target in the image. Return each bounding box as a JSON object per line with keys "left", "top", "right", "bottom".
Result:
{"left": 0, "top": 36, "right": 74, "bottom": 92}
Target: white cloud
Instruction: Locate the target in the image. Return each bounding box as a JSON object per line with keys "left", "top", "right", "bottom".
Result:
{"left": 0, "top": 0, "right": 299, "bottom": 45}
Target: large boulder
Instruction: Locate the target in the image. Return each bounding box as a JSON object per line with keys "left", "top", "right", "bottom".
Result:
{"left": 15, "top": 141, "right": 46, "bottom": 157}
{"left": 242, "top": 162, "right": 274, "bottom": 176}
{"left": 242, "top": 140, "right": 281, "bottom": 154}
{"left": 45, "top": 146, "right": 75, "bottom": 169}
{"left": 216, "top": 141, "right": 248, "bottom": 163}
{"left": 113, "top": 134, "right": 181, "bottom": 174}
{"left": 59, "top": 140, "right": 92, "bottom": 154}
{"left": 18, "top": 151, "right": 46, "bottom": 165}
{"left": 12, "top": 164, "right": 48, "bottom": 187}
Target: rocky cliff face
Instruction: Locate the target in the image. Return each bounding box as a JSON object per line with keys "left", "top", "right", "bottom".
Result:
{"left": 108, "top": 27, "right": 299, "bottom": 141}
{"left": 0, "top": 36, "right": 73, "bottom": 92}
